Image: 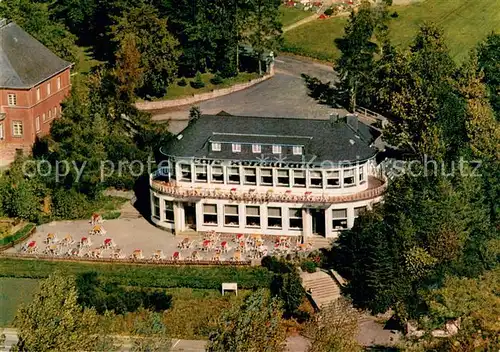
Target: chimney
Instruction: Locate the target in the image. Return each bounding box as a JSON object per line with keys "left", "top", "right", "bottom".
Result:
{"left": 346, "top": 114, "right": 358, "bottom": 131}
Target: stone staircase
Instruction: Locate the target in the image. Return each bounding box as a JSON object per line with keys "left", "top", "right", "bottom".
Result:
{"left": 309, "top": 236, "right": 333, "bottom": 250}
{"left": 119, "top": 200, "right": 142, "bottom": 220}
{"left": 301, "top": 270, "right": 341, "bottom": 309}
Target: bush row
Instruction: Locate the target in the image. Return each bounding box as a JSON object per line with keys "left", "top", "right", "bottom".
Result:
{"left": 0, "top": 223, "right": 36, "bottom": 247}
{"left": 0, "top": 258, "right": 273, "bottom": 289}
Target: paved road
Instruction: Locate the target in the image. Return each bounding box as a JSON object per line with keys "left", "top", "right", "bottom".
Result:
{"left": 0, "top": 328, "right": 309, "bottom": 352}
{"left": 151, "top": 56, "right": 341, "bottom": 133}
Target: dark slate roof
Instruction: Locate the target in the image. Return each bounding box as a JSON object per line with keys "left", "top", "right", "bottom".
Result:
{"left": 160, "top": 114, "right": 381, "bottom": 164}
{"left": 0, "top": 21, "right": 72, "bottom": 89}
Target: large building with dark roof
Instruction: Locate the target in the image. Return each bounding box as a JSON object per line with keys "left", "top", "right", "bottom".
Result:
{"left": 0, "top": 19, "right": 72, "bottom": 165}
{"left": 150, "top": 113, "right": 387, "bottom": 239}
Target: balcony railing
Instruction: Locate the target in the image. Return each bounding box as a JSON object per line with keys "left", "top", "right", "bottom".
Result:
{"left": 150, "top": 176, "right": 387, "bottom": 204}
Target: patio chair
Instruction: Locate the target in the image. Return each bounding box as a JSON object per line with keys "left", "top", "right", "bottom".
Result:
{"left": 171, "top": 251, "right": 181, "bottom": 260}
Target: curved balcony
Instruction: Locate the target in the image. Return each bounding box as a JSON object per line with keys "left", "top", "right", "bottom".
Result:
{"left": 150, "top": 176, "right": 387, "bottom": 204}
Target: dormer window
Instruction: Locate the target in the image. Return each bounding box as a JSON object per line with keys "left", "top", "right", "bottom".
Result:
{"left": 272, "top": 145, "right": 281, "bottom": 154}
{"left": 232, "top": 143, "right": 241, "bottom": 153}
{"left": 252, "top": 144, "right": 261, "bottom": 153}
{"left": 292, "top": 146, "right": 303, "bottom": 155}
{"left": 212, "top": 142, "right": 221, "bottom": 151}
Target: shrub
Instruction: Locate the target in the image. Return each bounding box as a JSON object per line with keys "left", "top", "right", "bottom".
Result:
{"left": 102, "top": 211, "right": 120, "bottom": 220}
{"left": 52, "top": 188, "right": 92, "bottom": 220}
{"left": 210, "top": 73, "right": 224, "bottom": 85}
{"left": 391, "top": 11, "right": 399, "bottom": 18}
{"left": 177, "top": 78, "right": 187, "bottom": 86}
{"left": 190, "top": 72, "right": 205, "bottom": 89}
{"left": 301, "top": 260, "right": 317, "bottom": 273}
{"left": 261, "top": 256, "right": 294, "bottom": 274}
{"left": 324, "top": 8, "right": 334, "bottom": 16}
{"left": 270, "top": 269, "right": 305, "bottom": 317}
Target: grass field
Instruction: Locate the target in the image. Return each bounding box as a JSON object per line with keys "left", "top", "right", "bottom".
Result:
{"left": 280, "top": 6, "right": 313, "bottom": 27}
{"left": 160, "top": 72, "right": 260, "bottom": 100}
{"left": 0, "top": 278, "right": 39, "bottom": 326}
{"left": 0, "top": 277, "right": 247, "bottom": 336}
{"left": 282, "top": 0, "right": 500, "bottom": 62}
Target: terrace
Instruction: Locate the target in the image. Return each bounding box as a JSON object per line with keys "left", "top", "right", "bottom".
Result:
{"left": 150, "top": 175, "right": 387, "bottom": 204}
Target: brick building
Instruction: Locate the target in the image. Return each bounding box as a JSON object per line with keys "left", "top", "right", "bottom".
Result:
{"left": 0, "top": 19, "right": 72, "bottom": 166}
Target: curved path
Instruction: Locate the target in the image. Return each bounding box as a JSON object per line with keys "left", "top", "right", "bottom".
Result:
{"left": 151, "top": 56, "right": 339, "bottom": 133}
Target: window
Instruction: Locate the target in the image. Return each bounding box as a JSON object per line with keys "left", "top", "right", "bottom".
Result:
{"left": 224, "top": 205, "right": 239, "bottom": 226}
{"left": 267, "top": 207, "right": 282, "bottom": 228}
{"left": 195, "top": 165, "right": 208, "bottom": 182}
{"left": 36, "top": 88, "right": 40, "bottom": 101}
{"left": 359, "top": 166, "right": 366, "bottom": 184}
{"left": 53, "top": 107, "right": 57, "bottom": 118}
{"left": 49, "top": 110, "right": 52, "bottom": 120}
{"left": 277, "top": 169, "right": 289, "bottom": 186}
{"left": 332, "top": 209, "right": 348, "bottom": 229}
{"left": 260, "top": 168, "right": 273, "bottom": 185}
{"left": 42, "top": 113, "right": 46, "bottom": 122}
{"left": 326, "top": 170, "right": 340, "bottom": 188}
{"left": 212, "top": 142, "right": 221, "bottom": 151}
{"left": 343, "top": 169, "right": 355, "bottom": 187}
{"left": 0, "top": 122, "right": 4, "bottom": 140}
{"left": 203, "top": 204, "right": 218, "bottom": 225}
{"left": 252, "top": 144, "right": 261, "bottom": 153}
{"left": 272, "top": 145, "right": 281, "bottom": 154}
{"left": 354, "top": 206, "right": 367, "bottom": 217}
{"left": 12, "top": 121, "right": 23, "bottom": 137}
{"left": 211, "top": 166, "right": 224, "bottom": 183}
{"left": 246, "top": 206, "right": 260, "bottom": 228}
{"left": 57, "top": 77, "right": 61, "bottom": 90}
{"left": 289, "top": 208, "right": 303, "bottom": 230}
{"left": 227, "top": 167, "right": 240, "bottom": 184}
{"left": 293, "top": 170, "right": 306, "bottom": 187}
{"left": 7, "top": 94, "right": 16, "bottom": 106}
{"left": 152, "top": 196, "right": 160, "bottom": 219}
{"left": 232, "top": 143, "right": 241, "bottom": 153}
{"left": 180, "top": 164, "right": 192, "bottom": 182}
{"left": 164, "top": 201, "right": 174, "bottom": 222}
{"left": 309, "top": 170, "right": 323, "bottom": 188}
{"left": 244, "top": 168, "right": 257, "bottom": 185}
{"left": 35, "top": 116, "right": 40, "bottom": 132}
{"left": 292, "top": 146, "right": 303, "bottom": 155}
{"left": 47, "top": 82, "right": 51, "bottom": 96}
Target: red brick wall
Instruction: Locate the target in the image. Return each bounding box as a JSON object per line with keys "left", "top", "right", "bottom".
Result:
{"left": 0, "top": 68, "right": 71, "bottom": 165}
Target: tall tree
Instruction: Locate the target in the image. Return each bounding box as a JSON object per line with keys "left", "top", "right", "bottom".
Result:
{"left": 12, "top": 272, "right": 114, "bottom": 352}
{"left": 477, "top": 33, "right": 500, "bottom": 121}
{"left": 113, "top": 33, "right": 144, "bottom": 102}
{"left": 334, "top": 1, "right": 387, "bottom": 111}
{"left": 246, "top": 0, "right": 282, "bottom": 75}
{"left": 378, "top": 23, "right": 459, "bottom": 161}
{"left": 110, "top": 4, "right": 180, "bottom": 98}
{"left": 207, "top": 290, "right": 286, "bottom": 352}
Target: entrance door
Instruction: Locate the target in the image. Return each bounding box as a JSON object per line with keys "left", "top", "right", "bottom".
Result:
{"left": 311, "top": 209, "right": 325, "bottom": 236}
{"left": 184, "top": 203, "right": 197, "bottom": 231}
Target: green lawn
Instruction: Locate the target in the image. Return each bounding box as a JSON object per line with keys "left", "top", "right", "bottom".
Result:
{"left": 280, "top": 6, "right": 313, "bottom": 27}
{"left": 0, "top": 278, "right": 40, "bottom": 326}
{"left": 282, "top": 0, "right": 500, "bottom": 62}
{"left": 0, "top": 277, "right": 247, "bottom": 337}
{"left": 161, "top": 72, "right": 260, "bottom": 100}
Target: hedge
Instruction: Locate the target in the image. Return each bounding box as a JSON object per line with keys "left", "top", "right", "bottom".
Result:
{"left": 0, "top": 223, "right": 36, "bottom": 248}
{"left": 0, "top": 258, "right": 273, "bottom": 289}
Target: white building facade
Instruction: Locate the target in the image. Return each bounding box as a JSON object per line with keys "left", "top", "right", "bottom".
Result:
{"left": 150, "top": 114, "right": 386, "bottom": 239}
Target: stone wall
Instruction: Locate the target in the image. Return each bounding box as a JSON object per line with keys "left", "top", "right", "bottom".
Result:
{"left": 135, "top": 69, "right": 274, "bottom": 111}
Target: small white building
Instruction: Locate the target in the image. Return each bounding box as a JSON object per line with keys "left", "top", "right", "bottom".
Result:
{"left": 150, "top": 113, "right": 386, "bottom": 239}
